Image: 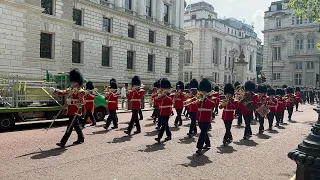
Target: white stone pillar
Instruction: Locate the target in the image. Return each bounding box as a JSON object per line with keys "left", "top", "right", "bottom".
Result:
{"left": 235, "top": 51, "right": 248, "bottom": 84}
{"left": 156, "top": 0, "right": 164, "bottom": 23}
{"left": 115, "top": 0, "right": 123, "bottom": 8}
{"left": 179, "top": 0, "right": 184, "bottom": 28}
{"left": 138, "top": 0, "right": 146, "bottom": 16}
{"left": 132, "top": 0, "right": 137, "bottom": 13}
{"left": 172, "top": 0, "right": 179, "bottom": 27}
{"left": 151, "top": 0, "right": 156, "bottom": 19}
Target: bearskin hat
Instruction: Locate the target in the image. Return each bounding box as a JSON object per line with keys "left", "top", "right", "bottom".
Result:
{"left": 110, "top": 81, "right": 117, "bottom": 89}
{"left": 234, "top": 81, "right": 241, "bottom": 89}
{"left": 86, "top": 81, "right": 94, "bottom": 90}
{"left": 276, "top": 88, "right": 282, "bottom": 95}
{"left": 69, "top": 68, "right": 83, "bottom": 85}
{"left": 224, "top": 83, "right": 235, "bottom": 95}
{"left": 266, "top": 85, "right": 271, "bottom": 90}
{"left": 199, "top": 78, "right": 212, "bottom": 92}
{"left": 296, "top": 87, "right": 301, "bottom": 92}
{"left": 131, "top": 76, "right": 141, "bottom": 86}
{"left": 257, "top": 85, "right": 267, "bottom": 93}
{"left": 267, "top": 88, "right": 276, "bottom": 96}
{"left": 190, "top": 79, "right": 199, "bottom": 90}
{"left": 282, "top": 84, "right": 288, "bottom": 89}
{"left": 160, "top": 78, "right": 171, "bottom": 89}
{"left": 214, "top": 86, "right": 219, "bottom": 92}
{"left": 153, "top": 81, "right": 160, "bottom": 88}
{"left": 176, "top": 81, "right": 185, "bottom": 90}
{"left": 286, "top": 87, "right": 294, "bottom": 94}
{"left": 185, "top": 83, "right": 190, "bottom": 90}
{"left": 244, "top": 80, "right": 255, "bottom": 91}
{"left": 110, "top": 78, "right": 116, "bottom": 84}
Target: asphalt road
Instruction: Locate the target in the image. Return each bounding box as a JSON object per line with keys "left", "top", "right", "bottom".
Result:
{"left": 0, "top": 104, "right": 316, "bottom": 180}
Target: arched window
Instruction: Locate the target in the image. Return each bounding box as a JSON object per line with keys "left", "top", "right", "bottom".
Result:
{"left": 307, "top": 34, "right": 316, "bottom": 50}
{"left": 184, "top": 40, "right": 193, "bottom": 64}
{"left": 295, "top": 34, "right": 304, "bottom": 50}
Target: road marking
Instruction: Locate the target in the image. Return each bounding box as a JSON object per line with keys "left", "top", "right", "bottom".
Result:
{"left": 289, "top": 175, "right": 296, "bottom": 180}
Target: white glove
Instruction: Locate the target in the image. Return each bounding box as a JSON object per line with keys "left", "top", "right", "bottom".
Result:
{"left": 66, "top": 98, "right": 72, "bottom": 104}
{"left": 50, "top": 87, "right": 56, "bottom": 93}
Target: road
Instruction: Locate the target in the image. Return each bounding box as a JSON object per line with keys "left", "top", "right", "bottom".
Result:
{"left": 0, "top": 104, "right": 316, "bottom": 180}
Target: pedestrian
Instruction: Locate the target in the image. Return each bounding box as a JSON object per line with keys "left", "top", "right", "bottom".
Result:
{"left": 219, "top": 83, "right": 236, "bottom": 146}
{"left": 196, "top": 78, "right": 216, "bottom": 155}
{"left": 266, "top": 88, "right": 278, "bottom": 129}
{"left": 173, "top": 81, "right": 186, "bottom": 127}
{"left": 256, "top": 84, "right": 267, "bottom": 134}
{"left": 124, "top": 76, "right": 145, "bottom": 136}
{"left": 55, "top": 69, "right": 85, "bottom": 148}
{"left": 275, "top": 88, "right": 285, "bottom": 125}
{"left": 82, "top": 81, "right": 96, "bottom": 128}
{"left": 104, "top": 80, "right": 119, "bottom": 130}
{"left": 187, "top": 79, "right": 199, "bottom": 137}
{"left": 121, "top": 85, "right": 126, "bottom": 110}
{"left": 155, "top": 78, "right": 173, "bottom": 143}
{"left": 294, "top": 87, "right": 302, "bottom": 111}
{"left": 285, "top": 87, "right": 295, "bottom": 121}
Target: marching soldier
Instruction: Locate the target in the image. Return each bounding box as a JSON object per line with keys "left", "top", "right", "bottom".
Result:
{"left": 295, "top": 87, "right": 302, "bottom": 111}
{"left": 151, "top": 80, "right": 160, "bottom": 124}
{"left": 173, "top": 81, "right": 186, "bottom": 127}
{"left": 55, "top": 69, "right": 85, "bottom": 148}
{"left": 211, "top": 86, "right": 220, "bottom": 124}
{"left": 285, "top": 87, "right": 295, "bottom": 121}
{"left": 256, "top": 84, "right": 268, "bottom": 134}
{"left": 266, "top": 88, "right": 278, "bottom": 129}
{"left": 275, "top": 88, "right": 285, "bottom": 125}
{"left": 82, "top": 81, "right": 96, "bottom": 128}
{"left": 187, "top": 79, "right": 199, "bottom": 137}
{"left": 104, "top": 80, "right": 119, "bottom": 130}
{"left": 183, "top": 83, "right": 190, "bottom": 118}
{"left": 234, "top": 81, "right": 243, "bottom": 126}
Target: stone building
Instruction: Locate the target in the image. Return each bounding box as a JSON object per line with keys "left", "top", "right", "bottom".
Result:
{"left": 0, "top": 0, "right": 185, "bottom": 87}
{"left": 263, "top": 0, "right": 320, "bottom": 86}
{"left": 183, "top": 1, "right": 260, "bottom": 85}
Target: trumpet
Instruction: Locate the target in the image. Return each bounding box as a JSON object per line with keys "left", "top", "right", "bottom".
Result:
{"left": 128, "top": 85, "right": 145, "bottom": 92}
{"left": 184, "top": 92, "right": 212, "bottom": 106}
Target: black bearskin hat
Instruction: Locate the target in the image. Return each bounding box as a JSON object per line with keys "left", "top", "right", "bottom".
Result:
{"left": 176, "top": 81, "right": 185, "bottom": 90}
{"left": 160, "top": 78, "right": 171, "bottom": 89}
{"left": 110, "top": 81, "right": 117, "bottom": 89}
{"left": 276, "top": 88, "right": 282, "bottom": 95}
{"left": 190, "top": 79, "right": 198, "bottom": 90}
{"left": 267, "top": 88, "right": 276, "bottom": 96}
{"left": 282, "top": 84, "right": 288, "bottom": 89}
{"left": 281, "top": 89, "right": 286, "bottom": 96}
{"left": 86, "top": 81, "right": 94, "bottom": 90}
{"left": 185, "top": 83, "right": 190, "bottom": 89}
{"left": 199, "top": 78, "right": 212, "bottom": 92}
{"left": 266, "top": 85, "right": 271, "bottom": 90}
{"left": 257, "top": 85, "right": 267, "bottom": 93}
{"left": 286, "top": 87, "right": 294, "bottom": 94}
{"left": 214, "top": 86, "right": 219, "bottom": 92}
{"left": 69, "top": 68, "right": 83, "bottom": 85}
{"left": 131, "top": 76, "right": 141, "bottom": 86}
{"left": 244, "top": 81, "right": 255, "bottom": 92}
{"left": 110, "top": 78, "right": 116, "bottom": 84}
{"left": 153, "top": 81, "right": 160, "bottom": 88}
{"left": 234, "top": 81, "right": 241, "bottom": 89}
{"left": 296, "top": 87, "right": 301, "bottom": 92}
{"left": 224, "top": 83, "right": 235, "bottom": 95}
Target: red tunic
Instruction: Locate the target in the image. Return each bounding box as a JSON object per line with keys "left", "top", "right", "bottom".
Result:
{"left": 56, "top": 88, "right": 85, "bottom": 116}
{"left": 84, "top": 91, "right": 95, "bottom": 110}
{"left": 127, "top": 89, "right": 145, "bottom": 110}
{"left": 173, "top": 92, "right": 185, "bottom": 109}
{"left": 266, "top": 97, "right": 278, "bottom": 113}
{"left": 276, "top": 96, "right": 285, "bottom": 112}
{"left": 285, "top": 94, "right": 295, "bottom": 107}
{"left": 158, "top": 95, "right": 173, "bottom": 116}
{"left": 295, "top": 92, "right": 302, "bottom": 102}
{"left": 105, "top": 93, "right": 118, "bottom": 110}
{"left": 240, "top": 93, "right": 259, "bottom": 115}
{"left": 196, "top": 99, "right": 216, "bottom": 122}
{"left": 213, "top": 93, "right": 220, "bottom": 105}
{"left": 219, "top": 99, "right": 237, "bottom": 120}
{"left": 151, "top": 94, "right": 159, "bottom": 106}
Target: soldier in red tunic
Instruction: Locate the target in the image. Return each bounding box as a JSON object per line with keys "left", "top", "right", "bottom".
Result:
{"left": 219, "top": 83, "right": 237, "bottom": 146}
{"left": 55, "top": 69, "right": 85, "bottom": 148}
{"left": 173, "top": 81, "right": 185, "bottom": 127}
{"left": 82, "top": 81, "right": 96, "bottom": 128}
{"left": 234, "top": 81, "right": 243, "bottom": 126}
{"left": 256, "top": 84, "right": 268, "bottom": 134}
{"left": 125, "top": 76, "right": 145, "bottom": 135}
{"left": 155, "top": 78, "right": 173, "bottom": 143}
{"left": 196, "top": 78, "right": 216, "bottom": 155}
{"left": 104, "top": 80, "right": 119, "bottom": 130}
{"left": 285, "top": 87, "right": 295, "bottom": 121}
{"left": 266, "top": 88, "right": 278, "bottom": 130}
{"left": 275, "top": 88, "right": 285, "bottom": 125}
{"left": 187, "top": 79, "right": 199, "bottom": 137}
{"left": 183, "top": 83, "right": 190, "bottom": 118}
{"left": 211, "top": 86, "right": 220, "bottom": 123}
{"left": 151, "top": 80, "right": 160, "bottom": 124}
{"left": 294, "top": 87, "right": 302, "bottom": 111}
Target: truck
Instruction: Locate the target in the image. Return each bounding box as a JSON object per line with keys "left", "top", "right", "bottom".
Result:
{"left": 0, "top": 72, "right": 107, "bottom": 131}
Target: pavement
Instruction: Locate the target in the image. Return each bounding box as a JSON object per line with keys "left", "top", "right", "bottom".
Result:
{"left": 0, "top": 104, "right": 317, "bottom": 180}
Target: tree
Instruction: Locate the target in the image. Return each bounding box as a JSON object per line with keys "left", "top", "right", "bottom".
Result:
{"left": 286, "top": 0, "right": 320, "bottom": 49}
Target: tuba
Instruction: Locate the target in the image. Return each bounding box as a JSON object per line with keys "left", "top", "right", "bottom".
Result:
{"left": 240, "top": 92, "right": 256, "bottom": 111}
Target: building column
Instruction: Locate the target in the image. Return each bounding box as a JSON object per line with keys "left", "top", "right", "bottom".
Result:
{"left": 138, "top": 0, "right": 146, "bottom": 16}
{"left": 179, "top": 0, "right": 184, "bottom": 29}
{"left": 172, "top": 0, "right": 180, "bottom": 27}
{"left": 115, "top": 0, "right": 123, "bottom": 8}
{"left": 151, "top": 0, "right": 156, "bottom": 19}
{"left": 156, "top": 0, "right": 164, "bottom": 23}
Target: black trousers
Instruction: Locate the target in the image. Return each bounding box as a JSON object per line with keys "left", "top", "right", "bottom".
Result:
{"left": 61, "top": 116, "right": 84, "bottom": 145}
{"left": 83, "top": 109, "right": 95, "bottom": 126}
{"left": 236, "top": 108, "right": 242, "bottom": 125}
{"left": 214, "top": 104, "right": 219, "bottom": 114}
{"left": 189, "top": 112, "right": 197, "bottom": 134}
{"left": 158, "top": 116, "right": 171, "bottom": 139}
{"left": 256, "top": 113, "right": 264, "bottom": 131}
{"left": 127, "top": 110, "right": 140, "bottom": 133}
{"left": 295, "top": 102, "right": 299, "bottom": 111}
{"left": 243, "top": 114, "right": 253, "bottom": 137}
{"left": 174, "top": 109, "right": 183, "bottom": 125}
{"left": 105, "top": 110, "right": 118, "bottom": 128}
{"left": 183, "top": 106, "right": 189, "bottom": 117}
{"left": 275, "top": 112, "right": 281, "bottom": 124}
{"left": 223, "top": 120, "right": 233, "bottom": 141}
{"left": 139, "top": 109, "right": 143, "bottom": 119}
{"left": 287, "top": 106, "right": 293, "bottom": 120}
{"left": 153, "top": 106, "right": 159, "bottom": 121}
{"left": 197, "top": 122, "right": 210, "bottom": 149}
{"left": 267, "top": 112, "right": 275, "bottom": 128}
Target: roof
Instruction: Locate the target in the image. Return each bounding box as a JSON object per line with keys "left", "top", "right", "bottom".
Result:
{"left": 185, "top": 1, "right": 215, "bottom": 13}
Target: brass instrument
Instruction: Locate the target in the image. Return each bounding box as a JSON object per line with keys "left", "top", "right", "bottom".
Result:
{"left": 184, "top": 91, "right": 213, "bottom": 106}
{"left": 127, "top": 85, "right": 145, "bottom": 93}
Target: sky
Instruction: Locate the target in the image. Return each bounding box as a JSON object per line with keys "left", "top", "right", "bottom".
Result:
{"left": 188, "top": 0, "right": 275, "bottom": 44}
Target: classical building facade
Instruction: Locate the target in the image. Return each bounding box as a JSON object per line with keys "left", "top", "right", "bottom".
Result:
{"left": 263, "top": 0, "right": 320, "bottom": 86}
{"left": 0, "top": 0, "right": 185, "bottom": 87}
{"left": 183, "top": 2, "right": 260, "bottom": 84}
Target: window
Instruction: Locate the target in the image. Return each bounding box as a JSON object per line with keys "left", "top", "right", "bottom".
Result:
{"left": 292, "top": 17, "right": 295, "bottom": 25}
{"left": 72, "top": 41, "right": 82, "bottom": 63}
{"left": 102, "top": 46, "right": 110, "bottom": 67}
{"left": 212, "top": 49, "right": 215, "bottom": 63}
{"left": 164, "top": 4, "right": 169, "bottom": 23}
{"left": 228, "top": 28, "right": 229, "bottom": 33}
{"left": 224, "top": 75, "right": 227, "bottom": 83}
{"left": 148, "top": 54, "right": 154, "bottom": 72}
{"left": 304, "top": 18, "right": 308, "bottom": 24}
{"left": 41, "top": 0, "right": 53, "bottom": 15}
{"left": 165, "top": 58, "right": 171, "bottom": 73}
{"left": 184, "top": 72, "right": 189, "bottom": 82}
{"left": 228, "top": 57, "right": 231, "bottom": 69}
{"left": 103, "top": 17, "right": 111, "bottom": 32}
{"left": 231, "top": 29, "right": 233, "bottom": 34}
{"left": 185, "top": 50, "right": 191, "bottom": 63}
{"left": 307, "top": 62, "right": 314, "bottom": 69}
{"left": 191, "top": 14, "right": 196, "bottom": 19}
{"left": 228, "top": 75, "right": 231, "bottom": 83}
{"left": 189, "top": 72, "right": 193, "bottom": 81}
{"left": 276, "top": 17, "right": 281, "bottom": 27}
{"left": 40, "top": 33, "right": 53, "bottom": 59}
{"left": 308, "top": 39, "right": 315, "bottom": 49}
{"left": 295, "top": 62, "right": 302, "bottom": 69}
{"left": 296, "top": 17, "right": 303, "bottom": 24}
{"left": 149, "top": 30, "right": 155, "bottom": 43}
{"left": 275, "top": 35, "right": 280, "bottom": 41}
{"left": 309, "top": 18, "right": 314, "bottom": 23}
{"left": 73, "top": 9, "right": 82, "bottom": 26}
{"left": 224, "top": 56, "right": 227, "bottom": 68}
{"left": 232, "top": 58, "right": 235, "bottom": 69}
{"left": 127, "top": 51, "right": 134, "bottom": 70}
{"left": 238, "top": 31, "right": 241, "bottom": 37}
{"left": 272, "top": 73, "right": 281, "bottom": 80}
{"left": 273, "top": 47, "right": 281, "bottom": 60}
{"left": 146, "top": 0, "right": 152, "bottom": 17}
{"left": 296, "top": 39, "right": 303, "bottom": 50}
{"left": 166, "top": 35, "right": 172, "bottom": 47}
{"left": 295, "top": 73, "right": 302, "bottom": 85}
{"left": 128, "top": 24, "right": 135, "bottom": 38}
{"left": 208, "top": 15, "right": 211, "bottom": 19}
{"left": 125, "top": 0, "right": 132, "bottom": 10}
{"left": 235, "top": 30, "right": 237, "bottom": 36}
{"left": 249, "top": 55, "right": 252, "bottom": 71}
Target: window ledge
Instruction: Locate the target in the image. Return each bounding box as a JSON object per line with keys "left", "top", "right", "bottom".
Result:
{"left": 126, "top": 69, "right": 135, "bottom": 72}
{"left": 100, "top": 65, "right": 112, "bottom": 69}
{"left": 72, "top": 63, "right": 85, "bottom": 66}
{"left": 147, "top": 71, "right": 155, "bottom": 74}
{"left": 39, "top": 58, "right": 55, "bottom": 62}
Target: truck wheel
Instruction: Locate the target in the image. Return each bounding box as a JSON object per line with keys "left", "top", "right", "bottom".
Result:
{"left": 94, "top": 107, "right": 106, "bottom": 122}
{"left": 0, "top": 115, "right": 15, "bottom": 131}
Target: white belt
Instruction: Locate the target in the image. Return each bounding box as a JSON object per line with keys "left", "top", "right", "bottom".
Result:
{"left": 159, "top": 105, "right": 172, "bottom": 108}
{"left": 268, "top": 106, "right": 277, "bottom": 107}
{"left": 223, "top": 109, "right": 234, "bottom": 112}
{"left": 85, "top": 100, "right": 94, "bottom": 102}
{"left": 131, "top": 99, "right": 141, "bottom": 102}
{"left": 108, "top": 101, "right": 117, "bottom": 103}
{"left": 198, "top": 108, "right": 211, "bottom": 112}
{"left": 175, "top": 98, "right": 181, "bottom": 101}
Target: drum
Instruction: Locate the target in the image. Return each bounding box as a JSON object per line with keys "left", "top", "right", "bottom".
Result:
{"left": 256, "top": 105, "right": 270, "bottom": 118}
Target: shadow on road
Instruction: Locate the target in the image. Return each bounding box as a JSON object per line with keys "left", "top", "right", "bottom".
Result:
{"left": 178, "top": 136, "right": 196, "bottom": 144}
{"left": 144, "top": 123, "right": 156, "bottom": 127}
{"left": 268, "top": 129, "right": 279, "bottom": 134}
{"left": 233, "top": 125, "right": 245, "bottom": 129}
{"left": 16, "top": 145, "right": 74, "bottom": 159}
{"left": 92, "top": 129, "right": 110, "bottom": 135}
{"left": 178, "top": 154, "right": 212, "bottom": 167}
{"left": 107, "top": 136, "right": 132, "bottom": 144}
{"left": 234, "top": 139, "right": 258, "bottom": 147}
{"left": 216, "top": 145, "right": 237, "bottom": 154}
{"left": 170, "top": 127, "right": 180, "bottom": 131}
{"left": 277, "top": 126, "right": 286, "bottom": 129}
{"left": 138, "top": 143, "right": 165, "bottom": 152}
{"left": 255, "top": 133, "right": 271, "bottom": 139}
{"left": 145, "top": 130, "right": 158, "bottom": 136}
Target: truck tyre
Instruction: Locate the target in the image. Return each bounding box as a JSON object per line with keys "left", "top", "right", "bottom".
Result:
{"left": 94, "top": 107, "right": 106, "bottom": 122}
{"left": 0, "top": 115, "right": 15, "bottom": 131}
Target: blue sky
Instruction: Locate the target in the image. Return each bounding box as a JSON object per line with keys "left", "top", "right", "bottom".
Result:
{"left": 188, "top": 0, "right": 275, "bottom": 44}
